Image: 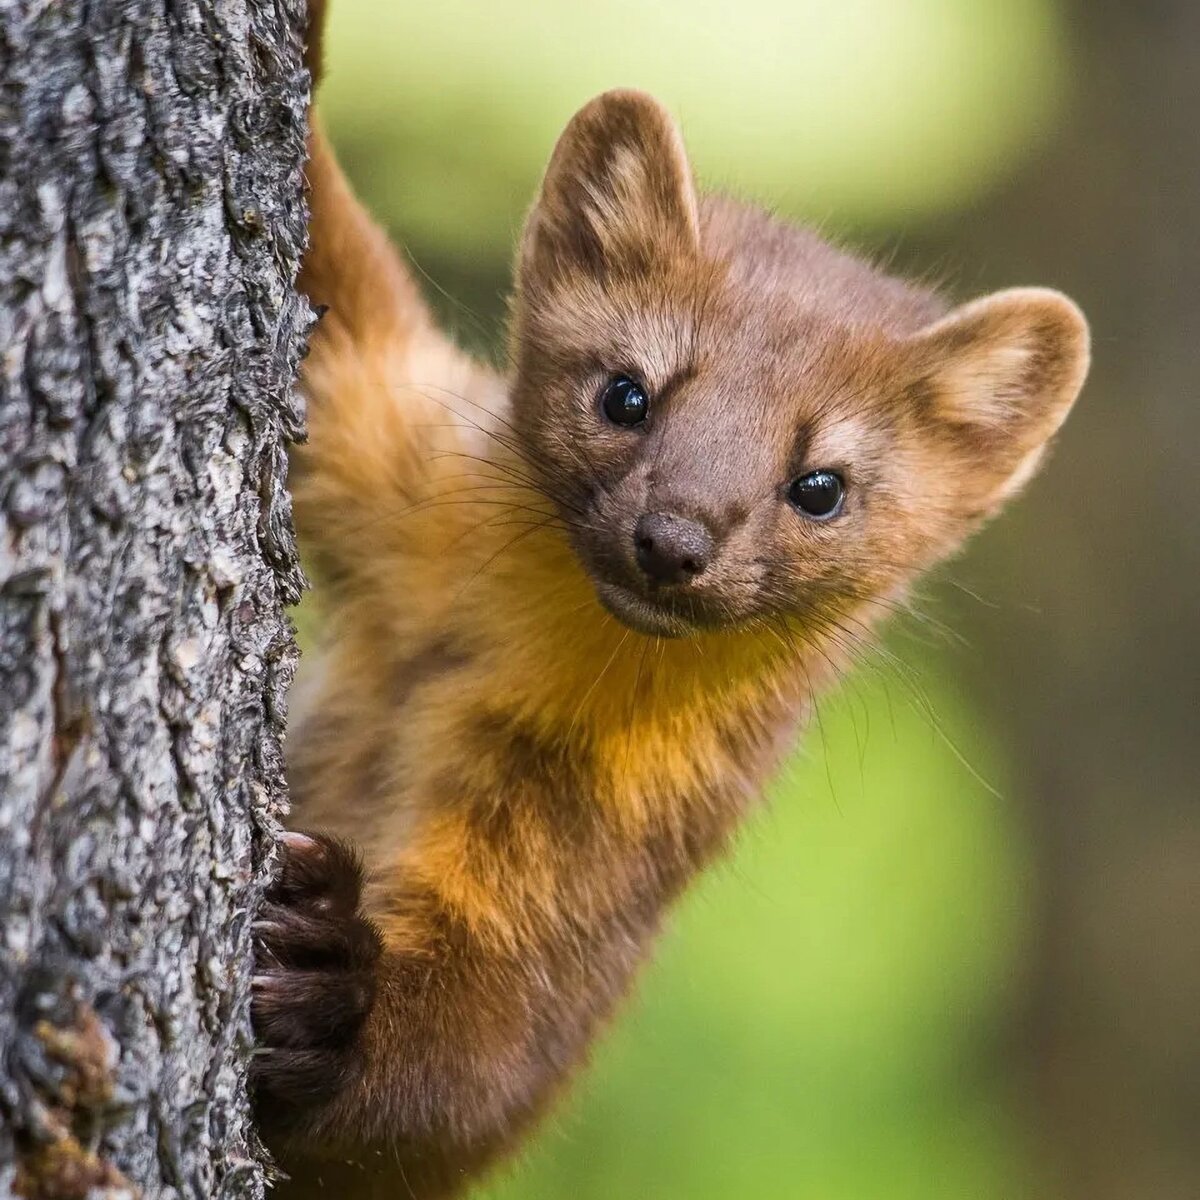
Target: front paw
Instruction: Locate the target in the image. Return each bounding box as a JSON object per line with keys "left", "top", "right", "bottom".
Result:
{"left": 251, "top": 832, "right": 382, "bottom": 1125}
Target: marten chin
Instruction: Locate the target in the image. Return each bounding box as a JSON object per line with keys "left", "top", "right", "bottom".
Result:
{"left": 250, "top": 7, "right": 1090, "bottom": 1198}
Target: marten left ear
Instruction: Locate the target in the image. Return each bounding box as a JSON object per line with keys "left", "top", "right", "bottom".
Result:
{"left": 518, "top": 89, "right": 700, "bottom": 290}
{"left": 905, "top": 287, "right": 1090, "bottom": 517}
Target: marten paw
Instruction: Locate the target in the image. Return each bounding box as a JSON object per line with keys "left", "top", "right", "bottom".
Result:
{"left": 251, "top": 831, "right": 382, "bottom": 1122}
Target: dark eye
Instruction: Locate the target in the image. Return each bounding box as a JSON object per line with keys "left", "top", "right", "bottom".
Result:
{"left": 600, "top": 374, "right": 649, "bottom": 426}
{"left": 788, "top": 470, "right": 845, "bottom": 519}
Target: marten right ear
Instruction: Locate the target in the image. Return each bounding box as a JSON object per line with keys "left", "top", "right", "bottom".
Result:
{"left": 904, "top": 287, "right": 1090, "bottom": 519}
{"left": 518, "top": 90, "right": 700, "bottom": 289}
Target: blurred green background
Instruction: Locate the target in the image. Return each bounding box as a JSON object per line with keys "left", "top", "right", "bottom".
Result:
{"left": 309, "top": 3, "right": 1200, "bottom": 1198}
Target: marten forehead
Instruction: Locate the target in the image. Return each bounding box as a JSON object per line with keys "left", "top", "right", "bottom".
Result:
{"left": 537, "top": 263, "right": 903, "bottom": 398}
{"left": 698, "top": 194, "right": 946, "bottom": 336}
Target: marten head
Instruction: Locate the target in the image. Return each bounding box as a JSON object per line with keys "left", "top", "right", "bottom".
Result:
{"left": 508, "top": 90, "right": 1089, "bottom": 638}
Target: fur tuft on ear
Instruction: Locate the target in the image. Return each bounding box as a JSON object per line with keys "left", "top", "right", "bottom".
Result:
{"left": 518, "top": 89, "right": 700, "bottom": 289}
{"left": 906, "top": 287, "right": 1090, "bottom": 513}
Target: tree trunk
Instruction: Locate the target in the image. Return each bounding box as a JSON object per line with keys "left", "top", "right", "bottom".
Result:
{"left": 0, "top": 2, "right": 308, "bottom": 1196}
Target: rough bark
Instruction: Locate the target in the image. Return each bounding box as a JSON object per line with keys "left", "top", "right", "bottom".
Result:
{"left": 0, "top": 1, "right": 309, "bottom": 1196}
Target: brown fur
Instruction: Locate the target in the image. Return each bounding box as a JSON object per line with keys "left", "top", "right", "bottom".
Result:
{"left": 252, "top": 8, "right": 1089, "bottom": 1196}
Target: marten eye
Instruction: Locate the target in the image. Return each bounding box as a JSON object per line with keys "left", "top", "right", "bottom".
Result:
{"left": 600, "top": 374, "right": 649, "bottom": 426}
{"left": 788, "top": 470, "right": 845, "bottom": 520}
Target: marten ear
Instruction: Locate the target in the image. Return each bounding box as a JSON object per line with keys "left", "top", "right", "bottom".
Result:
{"left": 905, "top": 287, "right": 1090, "bottom": 518}
{"left": 518, "top": 89, "right": 700, "bottom": 289}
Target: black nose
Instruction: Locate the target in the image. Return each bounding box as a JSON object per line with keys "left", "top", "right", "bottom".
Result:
{"left": 634, "top": 512, "right": 714, "bottom": 585}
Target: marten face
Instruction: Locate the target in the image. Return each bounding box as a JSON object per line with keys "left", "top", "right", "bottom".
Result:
{"left": 508, "top": 91, "right": 1089, "bottom": 638}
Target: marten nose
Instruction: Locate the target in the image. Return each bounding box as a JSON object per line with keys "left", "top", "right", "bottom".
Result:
{"left": 634, "top": 512, "right": 714, "bottom": 585}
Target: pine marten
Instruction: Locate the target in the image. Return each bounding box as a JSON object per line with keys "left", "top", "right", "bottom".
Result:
{"left": 251, "top": 5, "right": 1090, "bottom": 1196}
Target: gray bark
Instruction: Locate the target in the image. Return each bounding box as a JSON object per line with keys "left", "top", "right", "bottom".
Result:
{"left": 0, "top": 1, "right": 309, "bottom": 1196}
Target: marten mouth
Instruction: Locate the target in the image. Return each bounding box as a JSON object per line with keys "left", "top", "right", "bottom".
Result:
{"left": 593, "top": 579, "right": 709, "bottom": 638}
{"left": 568, "top": 525, "right": 743, "bottom": 638}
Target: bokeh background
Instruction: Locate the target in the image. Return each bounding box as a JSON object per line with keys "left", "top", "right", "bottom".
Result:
{"left": 305, "top": 3, "right": 1200, "bottom": 1197}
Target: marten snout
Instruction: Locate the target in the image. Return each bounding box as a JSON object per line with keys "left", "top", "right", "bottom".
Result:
{"left": 634, "top": 512, "right": 714, "bottom": 585}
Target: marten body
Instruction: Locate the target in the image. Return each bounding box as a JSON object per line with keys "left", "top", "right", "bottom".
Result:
{"left": 251, "top": 10, "right": 1089, "bottom": 1197}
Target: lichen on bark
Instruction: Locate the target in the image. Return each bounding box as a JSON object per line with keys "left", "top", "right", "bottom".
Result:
{"left": 0, "top": 1, "right": 310, "bottom": 1195}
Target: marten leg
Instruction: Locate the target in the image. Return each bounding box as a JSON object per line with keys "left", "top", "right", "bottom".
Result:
{"left": 293, "top": 0, "right": 486, "bottom": 591}
{"left": 294, "top": 113, "right": 482, "bottom": 589}
{"left": 251, "top": 832, "right": 562, "bottom": 1200}
{"left": 252, "top": 833, "right": 382, "bottom": 1130}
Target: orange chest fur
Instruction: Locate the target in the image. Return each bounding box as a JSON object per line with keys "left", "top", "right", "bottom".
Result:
{"left": 348, "top": 621, "right": 810, "bottom": 955}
